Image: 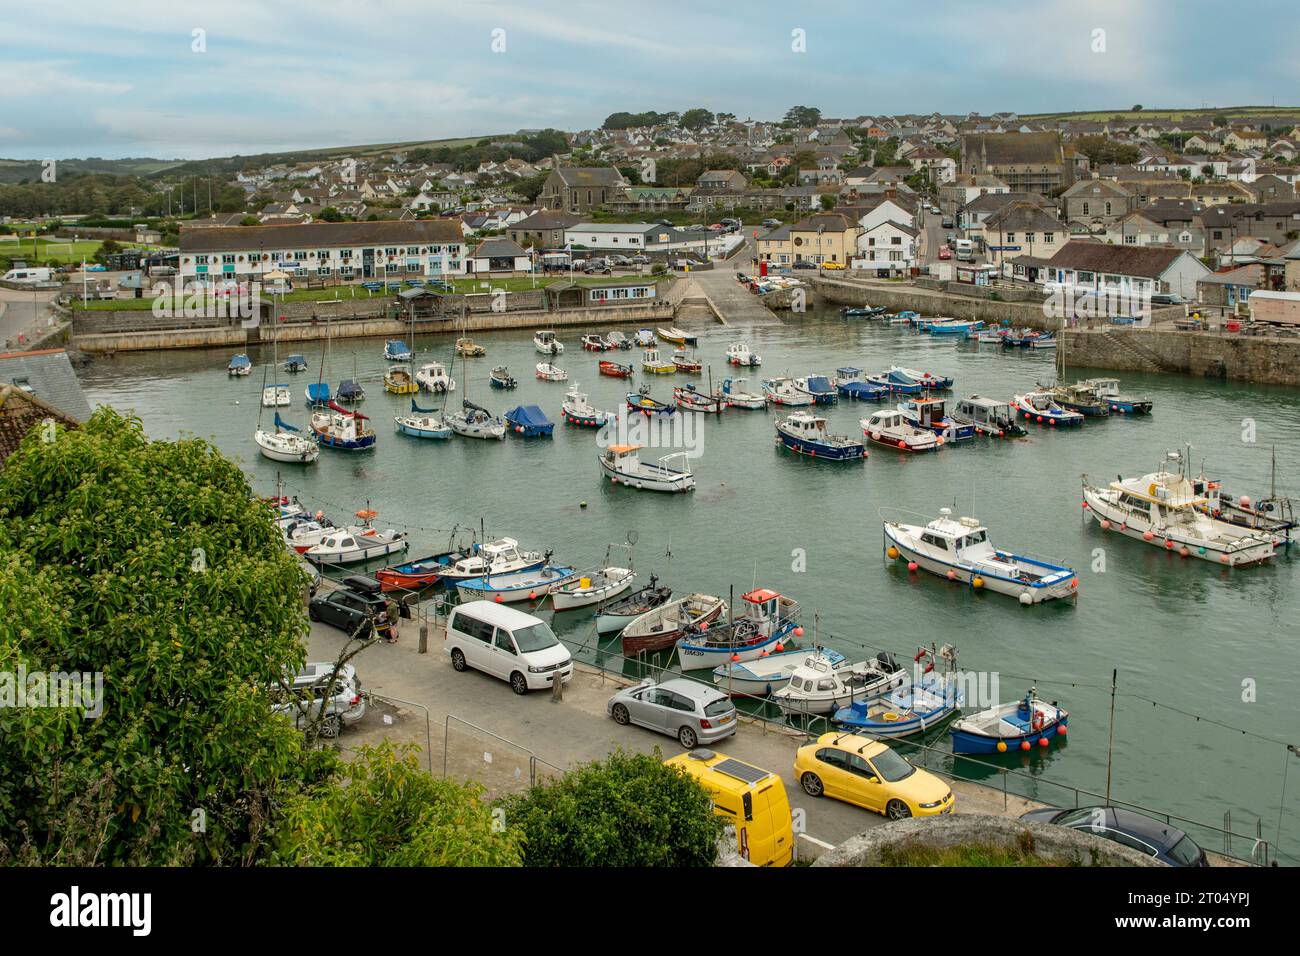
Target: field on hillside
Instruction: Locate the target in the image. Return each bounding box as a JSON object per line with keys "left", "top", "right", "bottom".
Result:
{"left": 1023, "top": 106, "right": 1300, "bottom": 123}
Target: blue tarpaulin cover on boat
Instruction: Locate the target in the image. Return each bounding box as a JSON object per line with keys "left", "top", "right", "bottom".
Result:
{"left": 505, "top": 405, "right": 554, "bottom": 428}
{"left": 306, "top": 382, "right": 331, "bottom": 403}
{"left": 337, "top": 379, "right": 363, "bottom": 399}
{"left": 806, "top": 376, "right": 833, "bottom": 393}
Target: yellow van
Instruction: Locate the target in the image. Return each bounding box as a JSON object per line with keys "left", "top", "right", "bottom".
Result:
{"left": 664, "top": 749, "right": 794, "bottom": 866}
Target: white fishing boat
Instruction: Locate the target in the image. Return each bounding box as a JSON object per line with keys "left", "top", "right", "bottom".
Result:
{"left": 447, "top": 400, "right": 506, "bottom": 440}
{"left": 534, "top": 329, "right": 564, "bottom": 355}
{"left": 726, "top": 342, "right": 762, "bottom": 367}
{"left": 551, "top": 566, "right": 636, "bottom": 611}
{"left": 1082, "top": 449, "right": 1276, "bottom": 567}
{"left": 861, "top": 409, "right": 939, "bottom": 452}
{"left": 763, "top": 376, "right": 816, "bottom": 406}
{"left": 535, "top": 362, "right": 569, "bottom": 382}
{"left": 255, "top": 414, "right": 320, "bottom": 464}
{"left": 884, "top": 508, "right": 1079, "bottom": 604}
{"left": 771, "top": 651, "right": 908, "bottom": 716}
{"left": 560, "top": 385, "right": 612, "bottom": 428}
{"left": 415, "top": 362, "right": 456, "bottom": 393}
{"left": 598, "top": 444, "right": 695, "bottom": 492}
{"left": 437, "top": 537, "right": 547, "bottom": 583}
{"left": 718, "top": 377, "right": 766, "bottom": 409}
{"left": 455, "top": 564, "right": 578, "bottom": 603}
{"left": 304, "top": 510, "right": 408, "bottom": 565}
{"left": 712, "top": 648, "right": 848, "bottom": 697}
{"left": 594, "top": 576, "right": 673, "bottom": 635}
{"left": 633, "top": 329, "right": 656, "bottom": 347}
{"left": 281, "top": 517, "right": 335, "bottom": 553}
{"left": 261, "top": 384, "right": 291, "bottom": 407}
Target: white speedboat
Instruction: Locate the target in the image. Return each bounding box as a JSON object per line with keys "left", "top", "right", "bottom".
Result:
{"left": 415, "top": 362, "right": 456, "bottom": 393}
{"left": 712, "top": 648, "right": 848, "bottom": 697}
{"left": 1082, "top": 450, "right": 1276, "bottom": 566}
{"left": 599, "top": 445, "right": 695, "bottom": 492}
{"left": 633, "top": 329, "right": 656, "bottom": 347}
{"left": 762, "top": 376, "right": 815, "bottom": 406}
{"left": 772, "top": 651, "right": 908, "bottom": 716}
{"left": 885, "top": 508, "right": 1078, "bottom": 604}
{"left": 304, "top": 510, "right": 408, "bottom": 565}
{"left": 861, "top": 409, "right": 939, "bottom": 452}
{"left": 719, "top": 377, "right": 766, "bottom": 409}
{"left": 437, "top": 537, "right": 547, "bottom": 583}
{"left": 534, "top": 330, "right": 564, "bottom": 355}
{"left": 281, "top": 518, "right": 334, "bottom": 553}
{"left": 726, "top": 342, "right": 762, "bottom": 367}
{"left": 447, "top": 400, "right": 506, "bottom": 440}
{"left": 550, "top": 566, "right": 635, "bottom": 611}
{"left": 261, "top": 384, "right": 291, "bottom": 407}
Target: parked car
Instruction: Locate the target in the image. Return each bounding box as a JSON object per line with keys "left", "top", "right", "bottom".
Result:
{"left": 270, "top": 661, "right": 366, "bottom": 738}
{"left": 1019, "top": 806, "right": 1209, "bottom": 866}
{"left": 794, "top": 732, "right": 953, "bottom": 820}
{"left": 821, "top": 261, "right": 845, "bottom": 270}
{"left": 629, "top": 255, "right": 651, "bottom": 265}
{"left": 307, "top": 575, "right": 397, "bottom": 640}
{"left": 762, "top": 218, "right": 781, "bottom": 228}
{"left": 656, "top": 219, "right": 673, "bottom": 226}
{"left": 938, "top": 246, "right": 952, "bottom": 260}
{"left": 607, "top": 255, "right": 630, "bottom": 267}
{"left": 792, "top": 260, "right": 817, "bottom": 270}
{"left": 1150, "top": 292, "right": 1186, "bottom": 305}
{"left": 584, "top": 261, "right": 610, "bottom": 274}
{"left": 608, "top": 678, "right": 737, "bottom": 749}
{"left": 446, "top": 601, "right": 573, "bottom": 695}
{"left": 941, "top": 216, "right": 954, "bottom": 228}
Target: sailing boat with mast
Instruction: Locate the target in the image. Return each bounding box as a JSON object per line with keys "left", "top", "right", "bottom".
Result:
{"left": 385, "top": 312, "right": 419, "bottom": 394}
{"left": 446, "top": 330, "right": 505, "bottom": 440}
{"left": 254, "top": 365, "right": 319, "bottom": 463}
{"left": 260, "top": 309, "right": 291, "bottom": 407}
{"left": 305, "top": 313, "right": 332, "bottom": 407}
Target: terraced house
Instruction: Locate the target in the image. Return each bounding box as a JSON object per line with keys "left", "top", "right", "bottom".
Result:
{"left": 178, "top": 220, "right": 467, "bottom": 284}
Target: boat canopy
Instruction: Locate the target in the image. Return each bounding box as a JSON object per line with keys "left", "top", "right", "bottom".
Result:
{"left": 606, "top": 444, "right": 642, "bottom": 455}
{"left": 307, "top": 383, "right": 331, "bottom": 401}
{"left": 805, "top": 376, "right": 833, "bottom": 392}
{"left": 326, "top": 400, "right": 368, "bottom": 419}
{"left": 506, "top": 405, "right": 554, "bottom": 427}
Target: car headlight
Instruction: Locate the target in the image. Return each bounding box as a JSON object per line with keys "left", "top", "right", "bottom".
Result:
{"left": 527, "top": 665, "right": 548, "bottom": 673}
{"left": 919, "top": 793, "right": 951, "bottom": 809}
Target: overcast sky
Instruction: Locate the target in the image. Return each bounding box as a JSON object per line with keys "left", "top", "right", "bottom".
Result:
{"left": 2, "top": 0, "right": 1298, "bottom": 160}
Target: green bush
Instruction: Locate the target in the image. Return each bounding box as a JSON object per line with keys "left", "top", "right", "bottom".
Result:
{"left": 499, "top": 749, "right": 722, "bottom": 867}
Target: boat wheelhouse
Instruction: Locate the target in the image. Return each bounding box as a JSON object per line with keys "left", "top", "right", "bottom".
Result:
{"left": 775, "top": 413, "right": 866, "bottom": 461}
{"left": 534, "top": 330, "right": 564, "bottom": 355}
{"left": 1081, "top": 377, "right": 1153, "bottom": 415}
{"left": 437, "top": 537, "right": 547, "bottom": 583}
{"left": 835, "top": 367, "right": 889, "bottom": 401}
{"left": 726, "top": 342, "right": 762, "bottom": 367}
{"left": 771, "top": 651, "right": 907, "bottom": 716}
{"left": 763, "top": 376, "right": 816, "bottom": 406}
{"left": 950, "top": 395, "right": 1027, "bottom": 438}
{"left": 861, "top": 409, "right": 939, "bottom": 452}
{"left": 898, "top": 397, "right": 974, "bottom": 442}
{"left": 641, "top": 348, "right": 675, "bottom": 374}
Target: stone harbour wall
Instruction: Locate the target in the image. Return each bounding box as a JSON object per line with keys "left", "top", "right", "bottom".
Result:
{"left": 1062, "top": 329, "right": 1300, "bottom": 387}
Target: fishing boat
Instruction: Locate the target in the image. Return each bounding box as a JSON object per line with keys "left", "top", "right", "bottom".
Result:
{"left": 283, "top": 353, "right": 309, "bottom": 373}
{"left": 950, "top": 688, "right": 1069, "bottom": 755}
{"left": 861, "top": 409, "right": 940, "bottom": 452}
{"left": 772, "top": 651, "right": 908, "bottom": 716}
{"left": 1012, "top": 390, "right": 1085, "bottom": 427}
{"left": 1191, "top": 455, "right": 1295, "bottom": 545}
{"left": 888, "top": 365, "right": 954, "bottom": 390}
{"left": 886, "top": 311, "right": 919, "bottom": 325}
{"left": 763, "top": 377, "right": 816, "bottom": 407}
{"left": 581, "top": 333, "right": 613, "bottom": 352}
{"left": 606, "top": 330, "right": 632, "bottom": 350}
{"left": 415, "top": 362, "right": 456, "bottom": 393}
{"left": 599, "top": 445, "right": 694, "bottom": 492}
{"left": 261, "top": 383, "right": 291, "bottom": 407}
{"left": 335, "top": 379, "right": 365, "bottom": 404}
{"left": 898, "top": 396, "right": 975, "bottom": 442}
{"left": 672, "top": 350, "right": 702, "bottom": 373}
{"left": 375, "top": 545, "right": 469, "bottom": 591}
{"left": 394, "top": 398, "right": 452, "bottom": 440}
{"left": 676, "top": 588, "right": 800, "bottom": 671}
{"left": 304, "top": 509, "right": 408, "bottom": 565}
{"left": 834, "top": 368, "right": 889, "bottom": 401}
{"left": 551, "top": 547, "right": 636, "bottom": 610}
{"left": 641, "top": 348, "right": 675, "bottom": 374}
{"left": 1001, "top": 329, "right": 1044, "bottom": 348}
{"left": 384, "top": 365, "right": 419, "bottom": 395}
{"left": 633, "top": 328, "right": 656, "bottom": 347}
{"left": 674, "top": 383, "right": 724, "bottom": 414}
{"left": 384, "top": 340, "right": 413, "bottom": 363}
{"left": 1081, "top": 377, "right": 1153, "bottom": 415}
{"left": 447, "top": 400, "right": 506, "bottom": 440}
{"left": 950, "top": 396, "right": 1027, "bottom": 438}
{"left": 455, "top": 337, "right": 486, "bottom": 357}
{"left": 311, "top": 402, "right": 376, "bottom": 451}
{"left": 718, "top": 377, "right": 766, "bottom": 409}
{"left": 594, "top": 576, "right": 673, "bottom": 635}
{"left": 305, "top": 382, "right": 332, "bottom": 407}
{"left": 792, "top": 375, "right": 837, "bottom": 405}
{"left": 437, "top": 537, "right": 548, "bottom": 584}
{"left": 561, "top": 385, "right": 612, "bottom": 428}
{"left": 620, "top": 593, "right": 727, "bottom": 656}
{"left": 504, "top": 404, "right": 555, "bottom": 437}
{"left": 227, "top": 354, "right": 251, "bottom": 376}
{"left": 657, "top": 326, "right": 698, "bottom": 347}
{"left": 255, "top": 413, "right": 320, "bottom": 464}
{"left": 775, "top": 413, "right": 866, "bottom": 461}
{"left": 884, "top": 508, "right": 1078, "bottom": 604}
{"left": 1028, "top": 333, "right": 1057, "bottom": 350}
{"left": 533, "top": 329, "right": 564, "bottom": 355}
{"left": 535, "top": 362, "right": 569, "bottom": 382}
{"left": 712, "top": 647, "right": 848, "bottom": 697}
{"left": 455, "top": 563, "right": 578, "bottom": 603}
{"left": 489, "top": 365, "right": 517, "bottom": 389}
{"left": 976, "top": 327, "right": 1009, "bottom": 345}
{"left": 834, "top": 645, "right": 963, "bottom": 738}
{"left": 626, "top": 387, "right": 675, "bottom": 417}
{"left": 1045, "top": 381, "right": 1110, "bottom": 417}
{"left": 925, "top": 318, "right": 985, "bottom": 337}
{"left": 841, "top": 305, "right": 887, "bottom": 317}
{"left": 726, "top": 342, "right": 762, "bottom": 367}
{"left": 1081, "top": 449, "right": 1276, "bottom": 566}
{"left": 599, "top": 360, "right": 634, "bottom": 379}
{"left": 866, "top": 372, "right": 922, "bottom": 395}
{"left": 281, "top": 516, "right": 337, "bottom": 553}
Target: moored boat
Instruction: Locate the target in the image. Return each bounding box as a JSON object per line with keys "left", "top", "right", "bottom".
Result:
{"left": 375, "top": 548, "right": 466, "bottom": 591}
{"left": 455, "top": 563, "right": 578, "bottom": 603}
{"left": 726, "top": 342, "right": 762, "bottom": 367}
{"left": 833, "top": 645, "right": 963, "bottom": 738}
{"left": 772, "top": 651, "right": 908, "bottom": 716}
{"left": 551, "top": 565, "right": 636, "bottom": 611}
{"left": 672, "top": 350, "right": 702, "bottom": 373}
{"left": 436, "top": 537, "right": 548, "bottom": 584}
{"left": 674, "top": 383, "right": 724, "bottom": 414}
{"left": 861, "top": 409, "right": 939, "bottom": 452}
{"left": 394, "top": 398, "right": 452, "bottom": 440}
{"left": 676, "top": 588, "right": 800, "bottom": 671}
{"left": 283, "top": 353, "right": 309, "bottom": 373}
{"left": 599, "top": 445, "right": 694, "bottom": 492}
{"left": 594, "top": 576, "right": 673, "bottom": 635}
{"left": 581, "top": 333, "right": 613, "bottom": 352}
{"left": 311, "top": 401, "right": 376, "bottom": 451}
{"left": 304, "top": 510, "right": 407, "bottom": 565}
{"left": 384, "top": 365, "right": 419, "bottom": 395}
{"left": 1012, "top": 390, "right": 1085, "bottom": 427}
{"left": 620, "top": 592, "right": 726, "bottom": 656}
{"left": 447, "top": 400, "right": 506, "bottom": 440}
{"left": 888, "top": 365, "right": 953, "bottom": 390}
{"left": 949, "top": 395, "right": 1027, "bottom": 438}
{"left": 656, "top": 326, "right": 698, "bottom": 346}
{"left": 227, "top": 353, "right": 251, "bottom": 376}
{"left": 626, "top": 387, "right": 675, "bottom": 417}
{"left": 641, "top": 348, "right": 675, "bottom": 374}
{"left": 712, "top": 647, "right": 848, "bottom": 697}
{"left": 535, "top": 362, "right": 569, "bottom": 382}
{"left": 718, "top": 377, "right": 766, "bottom": 409}
{"left": 255, "top": 413, "right": 320, "bottom": 464}
{"left": 534, "top": 330, "right": 564, "bottom": 355}
{"left": 606, "top": 330, "right": 632, "bottom": 350}
{"left": 489, "top": 365, "right": 517, "bottom": 389}
{"left": 561, "top": 385, "right": 612, "bottom": 428}
{"left": 841, "top": 305, "right": 887, "bottom": 317}
{"left": 415, "top": 362, "right": 456, "bottom": 393}
{"left": 261, "top": 384, "right": 291, "bottom": 407}
{"left": 775, "top": 413, "right": 866, "bottom": 461}
{"left": 835, "top": 367, "right": 889, "bottom": 401}
{"left": 335, "top": 378, "right": 365, "bottom": 404}
{"left": 763, "top": 376, "right": 815, "bottom": 406}
{"left": 1046, "top": 381, "right": 1111, "bottom": 417}
{"left": 1081, "top": 377, "right": 1153, "bottom": 415}
{"left": 949, "top": 688, "right": 1069, "bottom": 755}
{"left": 455, "top": 337, "right": 486, "bottom": 357}
{"left": 384, "top": 340, "right": 413, "bottom": 363}
{"left": 898, "top": 396, "right": 975, "bottom": 441}
{"left": 792, "top": 375, "right": 837, "bottom": 405}
{"left": 599, "top": 360, "right": 634, "bottom": 378}
{"left": 504, "top": 404, "right": 555, "bottom": 437}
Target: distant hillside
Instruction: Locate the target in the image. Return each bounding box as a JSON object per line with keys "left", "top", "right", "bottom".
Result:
{"left": 1021, "top": 105, "right": 1300, "bottom": 124}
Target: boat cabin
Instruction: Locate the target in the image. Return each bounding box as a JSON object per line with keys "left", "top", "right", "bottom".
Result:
{"left": 866, "top": 410, "right": 908, "bottom": 430}
{"left": 449, "top": 537, "right": 531, "bottom": 575}
{"left": 956, "top": 396, "right": 1013, "bottom": 427}
{"left": 918, "top": 512, "right": 995, "bottom": 559}
{"left": 535, "top": 330, "right": 558, "bottom": 347}
{"left": 602, "top": 443, "right": 645, "bottom": 466}
{"left": 783, "top": 413, "right": 830, "bottom": 439}
{"left": 1021, "top": 391, "right": 1058, "bottom": 411}
{"left": 902, "top": 397, "right": 948, "bottom": 428}
{"left": 736, "top": 588, "right": 797, "bottom": 630}
{"left": 836, "top": 367, "right": 863, "bottom": 383}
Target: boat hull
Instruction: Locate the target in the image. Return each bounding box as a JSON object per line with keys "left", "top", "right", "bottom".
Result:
{"left": 676, "top": 626, "right": 790, "bottom": 671}
{"left": 884, "top": 523, "right": 1078, "bottom": 603}
{"left": 776, "top": 430, "right": 866, "bottom": 461}
{"left": 950, "top": 714, "right": 1068, "bottom": 755}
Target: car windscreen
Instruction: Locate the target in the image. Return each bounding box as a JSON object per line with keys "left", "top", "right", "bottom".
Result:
{"left": 703, "top": 698, "right": 733, "bottom": 718}
{"left": 1166, "top": 834, "right": 1203, "bottom": 866}
{"left": 511, "top": 621, "right": 560, "bottom": 653}
{"left": 868, "top": 747, "right": 916, "bottom": 783}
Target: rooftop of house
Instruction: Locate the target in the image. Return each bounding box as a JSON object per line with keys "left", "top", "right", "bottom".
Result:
{"left": 551, "top": 167, "right": 626, "bottom": 187}
{"left": 0, "top": 348, "right": 93, "bottom": 426}
{"left": 1046, "top": 240, "right": 1192, "bottom": 278}
{"left": 178, "top": 219, "right": 464, "bottom": 252}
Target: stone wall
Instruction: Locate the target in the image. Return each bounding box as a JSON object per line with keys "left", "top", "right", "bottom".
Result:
{"left": 1062, "top": 328, "right": 1300, "bottom": 386}
{"left": 816, "top": 276, "right": 1058, "bottom": 329}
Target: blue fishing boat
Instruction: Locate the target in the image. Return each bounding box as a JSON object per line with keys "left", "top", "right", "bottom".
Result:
{"left": 489, "top": 366, "right": 517, "bottom": 389}
{"left": 775, "top": 413, "right": 866, "bottom": 461}
{"left": 834, "top": 645, "right": 962, "bottom": 738}
{"left": 504, "top": 404, "right": 555, "bottom": 437}
{"left": 282, "top": 354, "right": 309, "bottom": 373}
{"left": 885, "top": 310, "right": 920, "bottom": 324}
{"left": 627, "top": 388, "right": 675, "bottom": 417}
{"left": 898, "top": 396, "right": 975, "bottom": 442}
{"left": 793, "top": 375, "right": 837, "bottom": 405}
{"left": 305, "top": 382, "right": 332, "bottom": 406}
{"left": 310, "top": 401, "right": 376, "bottom": 451}
{"left": 384, "top": 339, "right": 413, "bottom": 362}
{"left": 949, "top": 689, "right": 1068, "bottom": 755}
{"left": 924, "top": 318, "right": 985, "bottom": 337}
{"left": 336, "top": 379, "right": 365, "bottom": 404}
{"left": 867, "top": 372, "right": 923, "bottom": 395}
{"left": 455, "top": 564, "right": 578, "bottom": 603}
{"left": 888, "top": 365, "right": 954, "bottom": 390}
{"left": 835, "top": 368, "right": 889, "bottom": 401}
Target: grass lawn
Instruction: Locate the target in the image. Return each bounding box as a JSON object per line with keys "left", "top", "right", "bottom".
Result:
{"left": 0, "top": 238, "right": 160, "bottom": 267}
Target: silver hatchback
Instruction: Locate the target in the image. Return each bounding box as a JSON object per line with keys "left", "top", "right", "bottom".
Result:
{"left": 607, "top": 678, "right": 737, "bottom": 749}
{"left": 271, "top": 661, "right": 366, "bottom": 739}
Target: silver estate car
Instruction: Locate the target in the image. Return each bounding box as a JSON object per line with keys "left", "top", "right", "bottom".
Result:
{"left": 607, "top": 678, "right": 737, "bottom": 749}
{"left": 271, "top": 661, "right": 366, "bottom": 738}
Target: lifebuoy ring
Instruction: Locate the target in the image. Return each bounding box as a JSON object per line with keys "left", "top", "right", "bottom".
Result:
{"left": 1031, "top": 712, "right": 1045, "bottom": 732}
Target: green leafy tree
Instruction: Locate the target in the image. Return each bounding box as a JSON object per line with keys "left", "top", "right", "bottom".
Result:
{"left": 680, "top": 108, "right": 715, "bottom": 131}
{"left": 783, "top": 105, "right": 822, "bottom": 128}
{"left": 317, "top": 206, "right": 344, "bottom": 222}
{"left": 272, "top": 742, "right": 523, "bottom": 866}
{"left": 499, "top": 749, "right": 723, "bottom": 867}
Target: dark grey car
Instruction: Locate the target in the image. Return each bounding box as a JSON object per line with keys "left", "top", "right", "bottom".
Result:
{"left": 607, "top": 678, "right": 737, "bottom": 748}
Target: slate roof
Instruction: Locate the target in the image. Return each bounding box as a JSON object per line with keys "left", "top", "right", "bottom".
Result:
{"left": 0, "top": 349, "right": 92, "bottom": 421}
{"left": 553, "top": 167, "right": 625, "bottom": 187}
{"left": 1045, "top": 241, "right": 1189, "bottom": 278}
{"left": 179, "top": 219, "right": 463, "bottom": 253}
{"left": 471, "top": 237, "right": 528, "bottom": 259}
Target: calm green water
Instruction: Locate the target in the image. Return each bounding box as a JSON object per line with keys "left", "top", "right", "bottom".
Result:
{"left": 79, "top": 308, "right": 1300, "bottom": 860}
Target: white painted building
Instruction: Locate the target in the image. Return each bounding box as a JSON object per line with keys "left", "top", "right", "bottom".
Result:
{"left": 852, "top": 221, "right": 918, "bottom": 274}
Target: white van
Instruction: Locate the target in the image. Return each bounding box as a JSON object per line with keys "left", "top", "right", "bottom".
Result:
{"left": 446, "top": 601, "right": 573, "bottom": 695}
{"left": 2, "top": 267, "right": 52, "bottom": 284}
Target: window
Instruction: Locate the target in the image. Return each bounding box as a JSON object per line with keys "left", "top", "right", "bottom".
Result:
{"left": 1025, "top": 233, "right": 1035, "bottom": 243}
{"left": 494, "top": 630, "right": 515, "bottom": 653}
{"left": 815, "top": 748, "right": 846, "bottom": 769}
{"left": 221, "top": 254, "right": 235, "bottom": 264}
{"left": 511, "top": 622, "right": 560, "bottom": 653}
{"left": 845, "top": 754, "right": 875, "bottom": 778}
{"left": 1044, "top": 232, "right": 1054, "bottom": 243}
{"left": 456, "top": 614, "right": 493, "bottom": 643}
{"left": 1005, "top": 233, "right": 1015, "bottom": 243}
{"left": 1081, "top": 202, "right": 1090, "bottom": 215}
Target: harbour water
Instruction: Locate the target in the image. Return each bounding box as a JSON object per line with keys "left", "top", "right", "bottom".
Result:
{"left": 79, "top": 306, "right": 1300, "bottom": 860}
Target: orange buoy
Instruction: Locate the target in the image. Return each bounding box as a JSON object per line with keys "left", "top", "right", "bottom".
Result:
{"left": 1038, "top": 736, "right": 1049, "bottom": 748}
{"left": 1020, "top": 740, "right": 1031, "bottom": 751}
{"left": 1100, "top": 519, "right": 1111, "bottom": 530}
{"left": 793, "top": 626, "right": 804, "bottom": 637}
{"left": 1142, "top": 530, "right": 1155, "bottom": 541}
{"left": 1057, "top": 724, "right": 1067, "bottom": 735}
{"left": 907, "top": 561, "right": 918, "bottom": 572}
{"left": 996, "top": 741, "right": 1008, "bottom": 753}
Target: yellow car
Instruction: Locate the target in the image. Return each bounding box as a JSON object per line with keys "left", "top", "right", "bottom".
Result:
{"left": 793, "top": 732, "right": 953, "bottom": 820}
{"left": 820, "top": 261, "right": 845, "bottom": 270}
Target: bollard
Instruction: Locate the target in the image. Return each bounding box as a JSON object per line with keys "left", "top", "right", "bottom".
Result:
{"left": 551, "top": 671, "right": 564, "bottom": 703}
{"left": 419, "top": 623, "right": 428, "bottom": 654}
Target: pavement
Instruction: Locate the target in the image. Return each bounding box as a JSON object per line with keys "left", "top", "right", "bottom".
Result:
{"left": 306, "top": 606, "right": 1047, "bottom": 848}
{"left": 0, "top": 285, "right": 59, "bottom": 350}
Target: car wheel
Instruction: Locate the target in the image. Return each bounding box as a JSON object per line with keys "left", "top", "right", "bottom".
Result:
{"left": 612, "top": 703, "right": 630, "bottom": 725}
{"left": 801, "top": 772, "right": 824, "bottom": 797}
{"left": 886, "top": 799, "right": 912, "bottom": 820}
{"left": 678, "top": 725, "right": 698, "bottom": 749}
{"left": 510, "top": 672, "right": 528, "bottom": 695}
{"left": 450, "top": 648, "right": 467, "bottom": 671}
{"left": 319, "top": 714, "right": 342, "bottom": 739}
